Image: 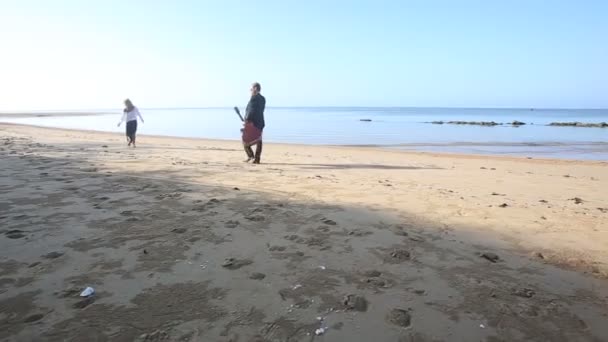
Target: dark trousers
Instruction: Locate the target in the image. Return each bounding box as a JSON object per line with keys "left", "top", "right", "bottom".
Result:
{"left": 126, "top": 120, "right": 137, "bottom": 143}
{"left": 244, "top": 141, "right": 263, "bottom": 163}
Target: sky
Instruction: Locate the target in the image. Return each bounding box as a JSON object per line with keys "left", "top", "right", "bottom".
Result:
{"left": 0, "top": 0, "right": 606, "bottom": 110}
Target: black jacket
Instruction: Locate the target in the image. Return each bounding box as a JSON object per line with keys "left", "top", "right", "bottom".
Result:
{"left": 245, "top": 94, "right": 266, "bottom": 130}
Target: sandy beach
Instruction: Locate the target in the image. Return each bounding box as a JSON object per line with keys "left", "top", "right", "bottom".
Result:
{"left": 1, "top": 123, "right": 607, "bottom": 341}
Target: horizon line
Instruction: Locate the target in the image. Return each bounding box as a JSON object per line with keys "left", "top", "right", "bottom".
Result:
{"left": 1, "top": 105, "right": 607, "bottom": 113}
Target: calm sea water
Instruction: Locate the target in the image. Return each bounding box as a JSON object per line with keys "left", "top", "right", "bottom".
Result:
{"left": 2, "top": 107, "right": 607, "bottom": 160}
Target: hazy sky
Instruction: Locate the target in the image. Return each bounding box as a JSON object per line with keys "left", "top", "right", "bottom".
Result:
{"left": 1, "top": 0, "right": 606, "bottom": 110}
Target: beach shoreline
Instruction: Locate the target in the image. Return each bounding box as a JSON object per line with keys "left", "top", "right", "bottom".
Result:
{"left": 1, "top": 123, "right": 607, "bottom": 341}
{"left": 1, "top": 122, "right": 606, "bottom": 164}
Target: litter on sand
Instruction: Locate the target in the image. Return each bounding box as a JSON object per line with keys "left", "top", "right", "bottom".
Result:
{"left": 80, "top": 287, "right": 95, "bottom": 297}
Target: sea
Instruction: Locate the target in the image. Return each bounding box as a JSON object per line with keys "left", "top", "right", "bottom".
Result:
{"left": 2, "top": 107, "right": 607, "bottom": 160}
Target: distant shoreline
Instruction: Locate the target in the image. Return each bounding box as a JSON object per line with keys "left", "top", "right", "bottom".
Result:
{"left": 0, "top": 112, "right": 114, "bottom": 118}
{"left": 2, "top": 111, "right": 606, "bottom": 129}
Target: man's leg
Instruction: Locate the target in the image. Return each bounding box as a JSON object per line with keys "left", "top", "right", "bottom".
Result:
{"left": 244, "top": 144, "right": 254, "bottom": 162}
{"left": 253, "top": 141, "right": 263, "bottom": 164}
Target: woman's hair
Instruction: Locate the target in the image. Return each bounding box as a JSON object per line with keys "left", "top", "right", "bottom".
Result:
{"left": 124, "top": 99, "right": 134, "bottom": 112}
{"left": 252, "top": 82, "right": 261, "bottom": 92}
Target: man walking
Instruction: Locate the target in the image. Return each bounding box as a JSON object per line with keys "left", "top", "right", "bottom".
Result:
{"left": 242, "top": 82, "right": 266, "bottom": 164}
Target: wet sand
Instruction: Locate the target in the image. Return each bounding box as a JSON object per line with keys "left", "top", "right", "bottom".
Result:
{"left": 1, "top": 123, "right": 607, "bottom": 341}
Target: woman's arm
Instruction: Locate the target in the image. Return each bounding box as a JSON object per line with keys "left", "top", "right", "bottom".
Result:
{"left": 137, "top": 108, "right": 144, "bottom": 123}
{"left": 117, "top": 110, "right": 126, "bottom": 126}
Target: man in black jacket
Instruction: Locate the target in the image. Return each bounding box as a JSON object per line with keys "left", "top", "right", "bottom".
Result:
{"left": 242, "top": 82, "right": 266, "bottom": 164}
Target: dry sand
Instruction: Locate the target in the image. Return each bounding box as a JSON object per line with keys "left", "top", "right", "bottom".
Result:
{"left": 1, "top": 123, "right": 607, "bottom": 341}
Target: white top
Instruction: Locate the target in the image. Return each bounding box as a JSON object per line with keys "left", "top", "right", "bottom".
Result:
{"left": 119, "top": 107, "right": 144, "bottom": 124}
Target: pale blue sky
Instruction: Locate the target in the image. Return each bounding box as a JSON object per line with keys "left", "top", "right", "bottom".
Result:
{"left": 1, "top": 0, "right": 606, "bottom": 110}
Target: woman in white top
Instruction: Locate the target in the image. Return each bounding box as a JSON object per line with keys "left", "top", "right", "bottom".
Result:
{"left": 117, "top": 99, "right": 144, "bottom": 147}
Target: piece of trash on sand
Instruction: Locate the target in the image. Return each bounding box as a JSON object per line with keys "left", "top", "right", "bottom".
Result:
{"left": 315, "top": 327, "right": 327, "bottom": 335}
{"left": 80, "top": 287, "right": 95, "bottom": 297}
{"left": 480, "top": 324, "right": 485, "bottom": 328}
{"left": 292, "top": 284, "right": 302, "bottom": 290}
{"left": 319, "top": 266, "right": 326, "bottom": 270}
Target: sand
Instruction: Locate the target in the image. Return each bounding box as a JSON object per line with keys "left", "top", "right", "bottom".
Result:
{"left": 1, "top": 123, "right": 607, "bottom": 341}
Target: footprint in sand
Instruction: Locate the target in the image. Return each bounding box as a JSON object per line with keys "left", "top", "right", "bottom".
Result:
{"left": 221, "top": 258, "right": 253, "bottom": 270}
{"left": 363, "top": 270, "right": 382, "bottom": 277}
{"left": 225, "top": 220, "right": 240, "bottom": 228}
{"left": 480, "top": 252, "right": 500, "bottom": 263}
{"left": 361, "top": 271, "right": 392, "bottom": 289}
{"left": 343, "top": 294, "right": 368, "bottom": 312}
{"left": 245, "top": 215, "right": 265, "bottom": 222}
{"left": 192, "top": 198, "right": 222, "bottom": 212}
{"left": 155, "top": 192, "right": 183, "bottom": 200}
{"left": 389, "top": 249, "right": 411, "bottom": 262}
{"left": 321, "top": 218, "right": 337, "bottom": 225}
{"left": 5, "top": 230, "right": 26, "bottom": 239}
{"left": 42, "top": 251, "right": 64, "bottom": 259}
{"left": 249, "top": 272, "right": 266, "bottom": 280}
{"left": 23, "top": 314, "right": 45, "bottom": 323}
{"left": 348, "top": 229, "right": 373, "bottom": 237}
{"left": 73, "top": 297, "right": 95, "bottom": 309}
{"left": 386, "top": 309, "right": 412, "bottom": 328}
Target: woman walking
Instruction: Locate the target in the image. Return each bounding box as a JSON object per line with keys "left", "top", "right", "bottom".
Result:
{"left": 117, "top": 99, "right": 144, "bottom": 147}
